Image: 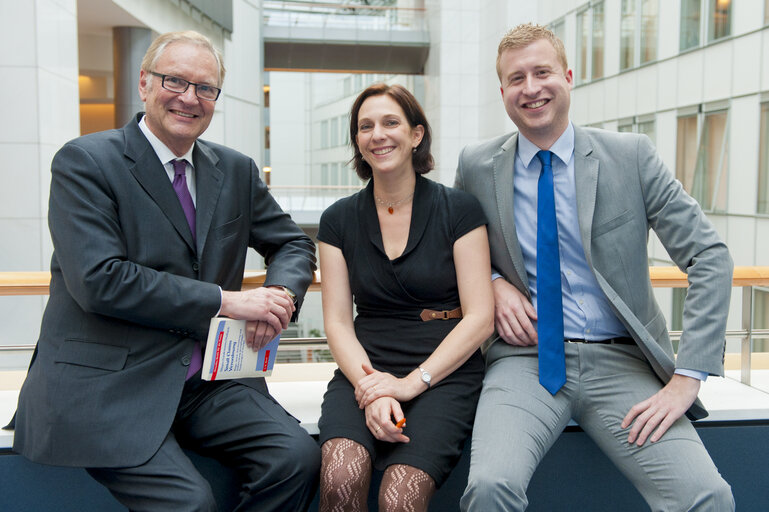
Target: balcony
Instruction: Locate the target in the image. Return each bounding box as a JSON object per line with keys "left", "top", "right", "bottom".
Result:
{"left": 262, "top": 0, "right": 430, "bottom": 73}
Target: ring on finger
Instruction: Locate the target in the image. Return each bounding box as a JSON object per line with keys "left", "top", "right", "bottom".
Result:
{"left": 375, "top": 425, "right": 382, "bottom": 433}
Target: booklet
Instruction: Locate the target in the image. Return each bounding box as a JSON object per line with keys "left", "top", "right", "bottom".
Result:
{"left": 201, "top": 317, "right": 280, "bottom": 381}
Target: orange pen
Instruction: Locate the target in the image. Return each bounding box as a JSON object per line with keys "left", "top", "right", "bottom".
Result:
{"left": 395, "top": 417, "right": 406, "bottom": 428}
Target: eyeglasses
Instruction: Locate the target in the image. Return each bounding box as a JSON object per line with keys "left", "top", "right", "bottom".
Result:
{"left": 148, "top": 71, "right": 221, "bottom": 101}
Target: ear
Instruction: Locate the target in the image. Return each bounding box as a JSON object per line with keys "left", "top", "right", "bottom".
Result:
{"left": 138, "top": 69, "right": 149, "bottom": 102}
{"left": 500, "top": 86, "right": 504, "bottom": 98}
{"left": 412, "top": 124, "right": 425, "bottom": 147}
{"left": 565, "top": 69, "right": 574, "bottom": 90}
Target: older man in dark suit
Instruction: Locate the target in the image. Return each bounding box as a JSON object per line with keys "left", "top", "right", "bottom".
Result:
{"left": 10, "top": 31, "right": 319, "bottom": 511}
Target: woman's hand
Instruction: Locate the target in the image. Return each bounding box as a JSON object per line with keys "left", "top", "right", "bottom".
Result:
{"left": 355, "top": 363, "right": 422, "bottom": 408}
{"left": 365, "top": 397, "right": 409, "bottom": 444}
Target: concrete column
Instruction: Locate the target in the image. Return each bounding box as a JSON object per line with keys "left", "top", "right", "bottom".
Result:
{"left": 113, "top": 26, "right": 153, "bottom": 127}
{"left": 0, "top": 0, "right": 79, "bottom": 366}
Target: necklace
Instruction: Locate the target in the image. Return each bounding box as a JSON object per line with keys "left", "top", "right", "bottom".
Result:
{"left": 375, "top": 192, "right": 414, "bottom": 214}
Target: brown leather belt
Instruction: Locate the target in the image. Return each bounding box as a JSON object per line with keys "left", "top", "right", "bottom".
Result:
{"left": 420, "top": 307, "right": 463, "bottom": 321}
{"left": 565, "top": 337, "right": 634, "bottom": 345}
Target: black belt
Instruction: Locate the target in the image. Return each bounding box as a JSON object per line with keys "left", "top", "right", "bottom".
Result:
{"left": 564, "top": 337, "right": 634, "bottom": 345}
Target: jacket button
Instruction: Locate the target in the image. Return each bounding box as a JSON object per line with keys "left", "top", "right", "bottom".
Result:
{"left": 192, "top": 262, "right": 200, "bottom": 272}
{"left": 182, "top": 355, "right": 191, "bottom": 366}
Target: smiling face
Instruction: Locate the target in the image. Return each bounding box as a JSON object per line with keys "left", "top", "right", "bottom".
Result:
{"left": 138, "top": 41, "right": 219, "bottom": 156}
{"left": 355, "top": 94, "right": 424, "bottom": 177}
{"left": 498, "top": 38, "right": 573, "bottom": 149}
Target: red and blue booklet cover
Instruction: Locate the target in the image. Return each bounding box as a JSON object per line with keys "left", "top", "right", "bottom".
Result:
{"left": 202, "top": 317, "right": 280, "bottom": 381}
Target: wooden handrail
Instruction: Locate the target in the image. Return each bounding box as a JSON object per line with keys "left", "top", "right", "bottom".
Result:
{"left": 0, "top": 270, "right": 321, "bottom": 296}
{"left": 1, "top": 267, "right": 766, "bottom": 296}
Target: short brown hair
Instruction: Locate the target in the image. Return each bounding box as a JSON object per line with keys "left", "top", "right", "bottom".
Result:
{"left": 349, "top": 83, "right": 433, "bottom": 180}
{"left": 141, "top": 31, "right": 226, "bottom": 87}
{"left": 496, "top": 23, "right": 568, "bottom": 80}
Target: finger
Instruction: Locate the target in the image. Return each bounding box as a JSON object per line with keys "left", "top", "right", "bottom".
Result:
{"left": 627, "top": 407, "right": 655, "bottom": 444}
{"left": 362, "top": 362, "right": 376, "bottom": 376}
{"left": 621, "top": 400, "right": 648, "bottom": 429}
{"left": 634, "top": 410, "right": 665, "bottom": 446}
{"left": 256, "top": 325, "right": 277, "bottom": 350}
{"left": 271, "top": 302, "right": 291, "bottom": 329}
{"left": 245, "top": 321, "right": 257, "bottom": 349}
{"left": 649, "top": 414, "right": 677, "bottom": 443}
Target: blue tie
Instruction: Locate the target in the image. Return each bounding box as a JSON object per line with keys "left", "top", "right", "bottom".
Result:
{"left": 536, "top": 150, "right": 566, "bottom": 395}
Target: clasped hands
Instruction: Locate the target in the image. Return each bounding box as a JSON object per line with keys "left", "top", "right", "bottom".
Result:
{"left": 493, "top": 278, "right": 700, "bottom": 445}
{"left": 219, "top": 286, "right": 295, "bottom": 351}
{"left": 355, "top": 363, "right": 414, "bottom": 443}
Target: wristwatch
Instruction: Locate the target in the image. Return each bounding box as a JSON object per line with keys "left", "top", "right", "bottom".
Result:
{"left": 280, "top": 286, "right": 297, "bottom": 304}
{"left": 418, "top": 366, "right": 432, "bottom": 389}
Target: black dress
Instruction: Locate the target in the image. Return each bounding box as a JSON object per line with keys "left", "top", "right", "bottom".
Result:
{"left": 317, "top": 174, "right": 487, "bottom": 486}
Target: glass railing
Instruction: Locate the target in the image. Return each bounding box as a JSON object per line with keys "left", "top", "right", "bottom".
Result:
{"left": 263, "top": 0, "right": 427, "bottom": 33}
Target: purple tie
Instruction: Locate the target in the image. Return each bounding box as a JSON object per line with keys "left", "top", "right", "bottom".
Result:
{"left": 172, "top": 159, "right": 196, "bottom": 242}
{"left": 171, "top": 159, "right": 202, "bottom": 379}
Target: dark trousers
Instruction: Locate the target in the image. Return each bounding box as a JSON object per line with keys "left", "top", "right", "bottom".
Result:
{"left": 87, "top": 376, "right": 320, "bottom": 512}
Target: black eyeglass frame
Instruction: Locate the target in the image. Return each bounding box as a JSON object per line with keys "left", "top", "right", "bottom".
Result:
{"left": 148, "top": 71, "right": 222, "bottom": 101}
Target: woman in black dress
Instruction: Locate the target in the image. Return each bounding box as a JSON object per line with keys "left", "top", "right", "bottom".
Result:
{"left": 317, "top": 83, "right": 494, "bottom": 512}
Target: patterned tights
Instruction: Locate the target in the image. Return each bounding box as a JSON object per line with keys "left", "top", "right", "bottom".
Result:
{"left": 320, "top": 438, "right": 436, "bottom": 512}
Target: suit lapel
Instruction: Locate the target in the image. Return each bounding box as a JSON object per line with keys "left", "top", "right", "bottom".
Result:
{"left": 123, "top": 118, "right": 196, "bottom": 252}
{"left": 192, "top": 142, "right": 224, "bottom": 254}
{"left": 573, "top": 126, "right": 599, "bottom": 267}
{"left": 493, "top": 134, "right": 529, "bottom": 289}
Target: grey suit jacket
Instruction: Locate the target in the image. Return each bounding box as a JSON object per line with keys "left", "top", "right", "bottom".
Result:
{"left": 455, "top": 126, "right": 733, "bottom": 420}
{"left": 13, "top": 114, "right": 317, "bottom": 467}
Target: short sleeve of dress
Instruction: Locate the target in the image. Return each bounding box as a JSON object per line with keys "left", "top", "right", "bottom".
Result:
{"left": 317, "top": 198, "right": 347, "bottom": 249}
{"left": 447, "top": 188, "right": 487, "bottom": 242}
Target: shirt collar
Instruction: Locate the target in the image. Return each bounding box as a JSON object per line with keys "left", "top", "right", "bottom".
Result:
{"left": 517, "top": 122, "right": 575, "bottom": 169}
{"left": 138, "top": 115, "right": 195, "bottom": 167}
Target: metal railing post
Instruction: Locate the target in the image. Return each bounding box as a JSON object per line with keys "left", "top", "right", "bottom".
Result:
{"left": 741, "top": 286, "right": 753, "bottom": 385}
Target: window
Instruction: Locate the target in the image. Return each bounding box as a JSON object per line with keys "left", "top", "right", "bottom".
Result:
{"left": 575, "top": 3, "right": 605, "bottom": 84}
{"left": 321, "top": 163, "right": 329, "bottom": 185}
{"left": 708, "top": 0, "right": 731, "bottom": 41}
{"left": 331, "top": 163, "right": 339, "bottom": 185}
{"left": 577, "top": 9, "right": 590, "bottom": 83}
{"left": 755, "top": 289, "right": 769, "bottom": 352}
{"left": 320, "top": 120, "right": 329, "bottom": 149}
{"left": 617, "top": 116, "right": 656, "bottom": 145}
{"left": 758, "top": 103, "right": 769, "bottom": 214}
{"left": 680, "top": 0, "right": 732, "bottom": 51}
{"left": 676, "top": 108, "right": 729, "bottom": 212}
{"left": 340, "top": 162, "right": 350, "bottom": 186}
{"left": 621, "top": 0, "right": 658, "bottom": 70}
{"left": 550, "top": 18, "right": 566, "bottom": 46}
{"left": 330, "top": 117, "right": 339, "bottom": 147}
{"left": 671, "top": 288, "right": 687, "bottom": 351}
{"left": 766, "top": 0, "right": 769, "bottom": 25}
{"left": 592, "top": 3, "right": 605, "bottom": 80}
{"left": 343, "top": 115, "right": 350, "bottom": 145}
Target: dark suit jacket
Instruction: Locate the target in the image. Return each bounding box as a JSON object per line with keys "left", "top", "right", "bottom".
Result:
{"left": 455, "top": 126, "right": 733, "bottom": 420}
{"left": 12, "top": 114, "right": 316, "bottom": 467}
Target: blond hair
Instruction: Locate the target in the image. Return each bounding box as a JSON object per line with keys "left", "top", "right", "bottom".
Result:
{"left": 496, "top": 23, "right": 568, "bottom": 79}
{"left": 141, "top": 31, "right": 226, "bottom": 86}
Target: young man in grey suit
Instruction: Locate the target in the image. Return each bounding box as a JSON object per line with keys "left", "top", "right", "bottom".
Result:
{"left": 455, "top": 24, "right": 734, "bottom": 511}
{"left": 9, "top": 31, "right": 319, "bottom": 511}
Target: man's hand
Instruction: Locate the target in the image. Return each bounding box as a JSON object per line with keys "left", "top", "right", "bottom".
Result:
{"left": 493, "top": 279, "right": 538, "bottom": 346}
{"left": 622, "top": 374, "right": 701, "bottom": 446}
{"left": 244, "top": 320, "right": 277, "bottom": 351}
{"left": 220, "top": 287, "right": 295, "bottom": 350}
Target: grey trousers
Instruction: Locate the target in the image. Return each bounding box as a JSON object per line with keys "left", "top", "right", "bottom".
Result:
{"left": 460, "top": 343, "right": 734, "bottom": 512}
